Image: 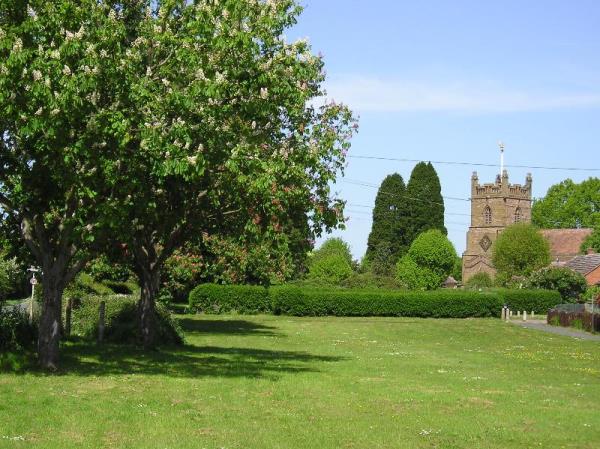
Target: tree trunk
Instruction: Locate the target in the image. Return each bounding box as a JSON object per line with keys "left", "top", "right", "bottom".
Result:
{"left": 38, "top": 273, "right": 64, "bottom": 370}
{"left": 138, "top": 269, "right": 161, "bottom": 350}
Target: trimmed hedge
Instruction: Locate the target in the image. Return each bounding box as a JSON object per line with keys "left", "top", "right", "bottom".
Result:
{"left": 496, "top": 289, "right": 562, "bottom": 313}
{"left": 271, "top": 286, "right": 499, "bottom": 317}
{"left": 189, "top": 284, "right": 563, "bottom": 317}
{"left": 189, "top": 284, "right": 270, "bottom": 314}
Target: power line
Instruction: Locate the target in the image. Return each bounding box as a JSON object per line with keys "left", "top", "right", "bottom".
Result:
{"left": 343, "top": 179, "right": 471, "bottom": 202}
{"left": 345, "top": 208, "right": 469, "bottom": 226}
{"left": 348, "top": 155, "right": 600, "bottom": 172}
{"left": 347, "top": 202, "right": 471, "bottom": 217}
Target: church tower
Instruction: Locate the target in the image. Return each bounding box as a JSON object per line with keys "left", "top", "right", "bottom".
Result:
{"left": 462, "top": 169, "right": 532, "bottom": 282}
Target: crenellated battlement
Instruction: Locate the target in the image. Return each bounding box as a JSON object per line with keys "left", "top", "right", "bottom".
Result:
{"left": 471, "top": 170, "right": 531, "bottom": 198}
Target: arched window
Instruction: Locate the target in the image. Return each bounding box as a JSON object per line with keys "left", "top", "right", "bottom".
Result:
{"left": 484, "top": 206, "right": 492, "bottom": 225}
{"left": 514, "top": 207, "right": 522, "bottom": 223}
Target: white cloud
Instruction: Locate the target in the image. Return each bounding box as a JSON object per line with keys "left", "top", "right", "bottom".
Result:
{"left": 322, "top": 75, "right": 600, "bottom": 113}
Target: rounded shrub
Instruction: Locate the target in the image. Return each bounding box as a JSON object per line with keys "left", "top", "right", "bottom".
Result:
{"left": 395, "top": 255, "right": 443, "bottom": 290}
{"left": 407, "top": 229, "right": 457, "bottom": 277}
{"left": 527, "top": 267, "right": 588, "bottom": 301}
{"left": 492, "top": 223, "right": 551, "bottom": 282}
{"left": 70, "top": 295, "right": 184, "bottom": 345}
{"left": 0, "top": 307, "right": 38, "bottom": 352}
{"left": 465, "top": 272, "right": 493, "bottom": 290}
{"left": 309, "top": 238, "right": 353, "bottom": 268}
{"left": 307, "top": 254, "right": 353, "bottom": 285}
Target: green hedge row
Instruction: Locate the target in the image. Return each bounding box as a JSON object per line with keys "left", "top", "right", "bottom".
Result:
{"left": 189, "top": 284, "right": 271, "bottom": 314}
{"left": 495, "top": 289, "right": 562, "bottom": 313}
{"left": 189, "top": 284, "right": 562, "bottom": 318}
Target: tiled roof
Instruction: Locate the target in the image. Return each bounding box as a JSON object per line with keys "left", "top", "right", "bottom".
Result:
{"left": 565, "top": 253, "right": 600, "bottom": 275}
{"left": 540, "top": 228, "right": 593, "bottom": 259}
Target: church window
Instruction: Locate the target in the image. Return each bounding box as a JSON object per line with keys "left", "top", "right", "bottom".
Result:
{"left": 484, "top": 206, "right": 492, "bottom": 225}
{"left": 514, "top": 207, "right": 522, "bottom": 223}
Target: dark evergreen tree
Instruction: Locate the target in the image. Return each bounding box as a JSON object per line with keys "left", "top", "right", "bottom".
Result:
{"left": 366, "top": 173, "right": 408, "bottom": 270}
{"left": 405, "top": 162, "right": 446, "bottom": 245}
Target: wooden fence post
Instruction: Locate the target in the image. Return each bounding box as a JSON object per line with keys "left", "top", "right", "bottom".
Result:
{"left": 65, "top": 297, "right": 72, "bottom": 338}
{"left": 98, "top": 301, "right": 106, "bottom": 344}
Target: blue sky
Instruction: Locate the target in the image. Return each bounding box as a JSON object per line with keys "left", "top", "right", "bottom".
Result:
{"left": 289, "top": 0, "right": 600, "bottom": 259}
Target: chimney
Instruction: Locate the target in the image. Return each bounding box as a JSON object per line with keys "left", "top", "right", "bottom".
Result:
{"left": 587, "top": 247, "right": 596, "bottom": 255}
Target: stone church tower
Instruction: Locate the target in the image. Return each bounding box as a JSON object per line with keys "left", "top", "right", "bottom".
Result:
{"left": 462, "top": 170, "right": 532, "bottom": 282}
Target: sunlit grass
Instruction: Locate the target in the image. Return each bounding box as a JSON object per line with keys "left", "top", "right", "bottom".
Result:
{"left": 1, "top": 315, "right": 598, "bottom": 448}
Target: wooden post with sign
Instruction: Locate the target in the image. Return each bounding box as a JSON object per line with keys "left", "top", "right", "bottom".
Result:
{"left": 29, "top": 274, "right": 38, "bottom": 322}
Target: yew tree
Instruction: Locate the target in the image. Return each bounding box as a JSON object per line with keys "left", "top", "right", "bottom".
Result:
{"left": 0, "top": 1, "right": 129, "bottom": 369}
{"left": 103, "top": 0, "right": 356, "bottom": 348}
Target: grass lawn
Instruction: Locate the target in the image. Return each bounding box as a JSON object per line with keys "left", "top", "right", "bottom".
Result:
{"left": 1, "top": 315, "right": 599, "bottom": 449}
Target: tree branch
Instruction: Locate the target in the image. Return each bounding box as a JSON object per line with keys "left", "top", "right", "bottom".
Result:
{"left": 64, "top": 257, "right": 89, "bottom": 286}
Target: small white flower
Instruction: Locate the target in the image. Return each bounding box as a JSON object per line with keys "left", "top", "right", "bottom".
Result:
{"left": 75, "top": 26, "right": 85, "bottom": 39}
{"left": 251, "top": 121, "right": 257, "bottom": 129}
{"left": 146, "top": 67, "right": 152, "bottom": 77}
{"left": 187, "top": 156, "right": 197, "bottom": 165}
{"left": 35, "top": 107, "right": 43, "bottom": 116}
{"left": 154, "top": 25, "right": 162, "bottom": 34}
{"left": 62, "top": 65, "right": 72, "bottom": 76}
{"left": 27, "top": 5, "right": 37, "bottom": 19}
{"left": 13, "top": 38, "right": 23, "bottom": 52}
{"left": 197, "top": 144, "right": 204, "bottom": 152}
{"left": 100, "top": 49, "right": 108, "bottom": 58}
{"left": 50, "top": 108, "right": 60, "bottom": 116}
{"left": 132, "top": 37, "right": 146, "bottom": 47}
{"left": 0, "top": 28, "right": 5, "bottom": 39}
{"left": 260, "top": 87, "right": 268, "bottom": 99}
{"left": 162, "top": 78, "right": 170, "bottom": 86}
{"left": 108, "top": 10, "right": 117, "bottom": 21}
{"left": 50, "top": 50, "right": 60, "bottom": 59}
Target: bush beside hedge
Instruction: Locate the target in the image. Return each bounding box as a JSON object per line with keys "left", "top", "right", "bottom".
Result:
{"left": 71, "top": 295, "right": 184, "bottom": 345}
{"left": 189, "top": 284, "right": 563, "bottom": 318}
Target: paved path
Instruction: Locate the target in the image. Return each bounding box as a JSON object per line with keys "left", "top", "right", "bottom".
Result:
{"left": 509, "top": 319, "right": 600, "bottom": 341}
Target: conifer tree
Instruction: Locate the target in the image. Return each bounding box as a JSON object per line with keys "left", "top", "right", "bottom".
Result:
{"left": 405, "top": 162, "right": 446, "bottom": 245}
{"left": 366, "top": 173, "right": 408, "bottom": 271}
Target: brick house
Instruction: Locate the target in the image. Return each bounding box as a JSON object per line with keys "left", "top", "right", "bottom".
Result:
{"left": 564, "top": 250, "right": 600, "bottom": 286}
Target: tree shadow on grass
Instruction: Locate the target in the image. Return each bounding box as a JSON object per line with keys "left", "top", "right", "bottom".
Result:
{"left": 178, "top": 318, "right": 281, "bottom": 337}
{"left": 56, "top": 343, "right": 345, "bottom": 380}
